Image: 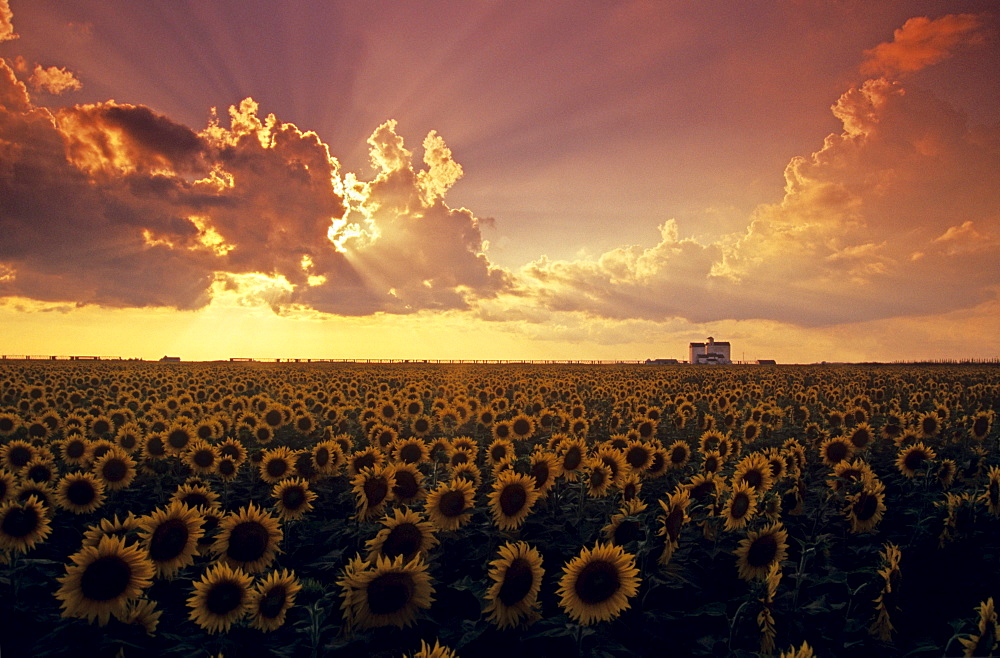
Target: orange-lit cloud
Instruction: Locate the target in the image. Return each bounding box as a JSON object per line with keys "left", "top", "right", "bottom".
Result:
{"left": 0, "top": 64, "right": 506, "bottom": 316}
{"left": 486, "top": 70, "right": 1000, "bottom": 328}
{"left": 27, "top": 63, "right": 82, "bottom": 95}
{"left": 0, "top": 0, "right": 15, "bottom": 43}
{"left": 860, "top": 14, "right": 986, "bottom": 77}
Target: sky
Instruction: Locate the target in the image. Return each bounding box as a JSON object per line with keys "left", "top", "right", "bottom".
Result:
{"left": 0, "top": 0, "right": 998, "bottom": 363}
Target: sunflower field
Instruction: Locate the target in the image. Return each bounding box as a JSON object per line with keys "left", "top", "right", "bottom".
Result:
{"left": 1, "top": 361, "right": 999, "bottom": 657}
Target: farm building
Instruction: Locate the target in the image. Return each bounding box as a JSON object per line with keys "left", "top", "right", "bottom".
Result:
{"left": 689, "top": 337, "right": 732, "bottom": 364}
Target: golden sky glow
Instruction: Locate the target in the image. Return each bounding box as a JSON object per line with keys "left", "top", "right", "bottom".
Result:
{"left": 0, "top": 1, "right": 998, "bottom": 362}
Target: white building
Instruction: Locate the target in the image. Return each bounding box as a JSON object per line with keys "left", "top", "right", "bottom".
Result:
{"left": 689, "top": 337, "right": 732, "bottom": 364}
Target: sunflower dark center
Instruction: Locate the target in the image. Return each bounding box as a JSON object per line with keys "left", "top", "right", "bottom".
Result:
{"left": 226, "top": 521, "right": 269, "bottom": 562}
{"left": 27, "top": 464, "right": 52, "bottom": 483}
{"left": 258, "top": 585, "right": 287, "bottom": 619}
{"left": 614, "top": 519, "right": 642, "bottom": 545}
{"left": 2, "top": 505, "right": 39, "bottom": 537}
{"left": 92, "top": 420, "right": 111, "bottom": 435}
{"left": 101, "top": 459, "right": 128, "bottom": 482}
{"left": 973, "top": 417, "right": 989, "bottom": 437}
{"left": 400, "top": 444, "right": 423, "bottom": 464}
{"left": 746, "top": 534, "right": 779, "bottom": 568}
{"left": 563, "top": 447, "right": 583, "bottom": 471}
{"left": 266, "top": 459, "right": 289, "bottom": 478}
{"left": 381, "top": 523, "right": 422, "bottom": 559}
{"left": 193, "top": 450, "right": 215, "bottom": 468}
{"left": 313, "top": 447, "right": 330, "bottom": 467}
{"left": 66, "top": 479, "right": 97, "bottom": 506}
{"left": 149, "top": 518, "right": 190, "bottom": 561}
{"left": 167, "top": 430, "right": 190, "bottom": 449}
{"left": 904, "top": 450, "right": 927, "bottom": 471}
{"left": 498, "top": 557, "right": 534, "bottom": 606}
{"left": 0, "top": 417, "right": 14, "bottom": 432}
{"left": 450, "top": 452, "right": 469, "bottom": 466}
{"left": 825, "top": 441, "right": 849, "bottom": 463}
{"left": 80, "top": 555, "right": 132, "bottom": 601}
{"left": 66, "top": 441, "right": 87, "bottom": 459}
{"left": 490, "top": 445, "right": 509, "bottom": 462}
{"left": 671, "top": 447, "right": 687, "bottom": 464}
{"left": 206, "top": 581, "right": 245, "bottom": 615}
{"left": 499, "top": 485, "right": 528, "bottom": 516}
{"left": 264, "top": 410, "right": 283, "bottom": 427}
{"left": 8, "top": 446, "right": 32, "bottom": 468}
{"left": 590, "top": 469, "right": 607, "bottom": 489}
{"left": 530, "top": 462, "right": 550, "bottom": 490}
{"left": 392, "top": 471, "right": 419, "bottom": 499}
{"left": 353, "top": 453, "right": 376, "bottom": 472}
{"left": 414, "top": 418, "right": 430, "bottom": 433}
{"left": 363, "top": 477, "right": 389, "bottom": 506}
{"left": 181, "top": 492, "right": 210, "bottom": 509}
{"left": 648, "top": 452, "right": 665, "bottom": 473}
{"left": 438, "top": 490, "right": 467, "bottom": 517}
{"left": 626, "top": 447, "right": 650, "bottom": 469}
{"left": 853, "top": 492, "right": 879, "bottom": 521}
{"left": 851, "top": 429, "right": 871, "bottom": 448}
{"left": 281, "top": 486, "right": 307, "bottom": 510}
{"left": 367, "top": 572, "right": 413, "bottom": 615}
{"left": 512, "top": 419, "right": 531, "bottom": 436}
{"left": 146, "top": 437, "right": 166, "bottom": 455}
{"left": 574, "top": 559, "right": 621, "bottom": 605}
{"left": 219, "top": 460, "right": 237, "bottom": 477}
{"left": 731, "top": 493, "right": 751, "bottom": 519}
{"left": 664, "top": 508, "right": 684, "bottom": 541}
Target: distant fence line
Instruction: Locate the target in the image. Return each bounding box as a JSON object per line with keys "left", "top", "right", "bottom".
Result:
{"left": 1, "top": 355, "right": 998, "bottom": 365}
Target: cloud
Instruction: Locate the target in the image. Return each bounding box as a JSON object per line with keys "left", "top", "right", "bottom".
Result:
{"left": 0, "top": 0, "right": 15, "bottom": 43}
{"left": 860, "top": 14, "right": 986, "bottom": 78}
{"left": 0, "top": 62, "right": 507, "bottom": 315}
{"left": 484, "top": 68, "right": 1000, "bottom": 328}
{"left": 28, "top": 64, "right": 82, "bottom": 95}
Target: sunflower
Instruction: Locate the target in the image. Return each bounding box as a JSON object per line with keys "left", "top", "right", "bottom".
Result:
{"left": 141, "top": 432, "right": 168, "bottom": 461}
{"left": 393, "top": 437, "right": 429, "bottom": 466}
{"left": 528, "top": 450, "right": 558, "bottom": 497}
{"left": 348, "top": 446, "right": 386, "bottom": 477}
{"left": 916, "top": 411, "right": 941, "bottom": 439}
{"left": 0, "top": 412, "right": 21, "bottom": 437}
{"left": 184, "top": 440, "right": 219, "bottom": 476}
{"left": 487, "top": 438, "right": 516, "bottom": 466}
{"left": 55, "top": 534, "right": 155, "bottom": 625}
{"left": 410, "top": 639, "right": 458, "bottom": 658}
{"left": 1, "top": 439, "right": 35, "bottom": 472}
{"left": 0, "top": 496, "right": 52, "bottom": 553}
{"left": 666, "top": 440, "right": 691, "bottom": 470}
{"left": 0, "top": 467, "right": 14, "bottom": 504}
{"left": 55, "top": 472, "right": 106, "bottom": 515}
{"left": 271, "top": 477, "right": 317, "bottom": 521}
{"left": 895, "top": 442, "right": 936, "bottom": 478}
{"left": 557, "top": 542, "right": 641, "bottom": 625}
{"left": 723, "top": 479, "right": 758, "bottom": 532}
{"left": 489, "top": 470, "right": 540, "bottom": 532}
{"left": 958, "top": 597, "right": 1000, "bottom": 658}
{"left": 847, "top": 423, "right": 875, "bottom": 450}
{"left": 259, "top": 446, "right": 297, "bottom": 484}
{"left": 365, "top": 507, "right": 438, "bottom": 562}
{"left": 82, "top": 512, "right": 141, "bottom": 549}
{"left": 114, "top": 423, "right": 143, "bottom": 453}
{"left": 138, "top": 501, "right": 205, "bottom": 579}
{"left": 187, "top": 561, "right": 254, "bottom": 633}
{"left": 118, "top": 597, "right": 162, "bottom": 635}
{"left": 92, "top": 447, "right": 137, "bottom": 492}
{"left": 819, "top": 436, "right": 854, "bottom": 467}
{"left": 492, "top": 420, "right": 514, "bottom": 442}
{"left": 733, "top": 451, "right": 774, "bottom": 493}
{"left": 352, "top": 464, "right": 397, "bottom": 521}
{"left": 248, "top": 568, "right": 302, "bottom": 632}
{"left": 970, "top": 411, "right": 994, "bottom": 441}
{"left": 484, "top": 540, "right": 545, "bottom": 629}
{"left": 409, "top": 414, "right": 435, "bottom": 438}
{"left": 555, "top": 436, "right": 588, "bottom": 481}
{"left": 586, "top": 462, "right": 614, "bottom": 498}
{"left": 449, "top": 462, "right": 482, "bottom": 489}
{"left": 426, "top": 478, "right": 475, "bottom": 532}
{"left": 22, "top": 457, "right": 57, "bottom": 486}
{"left": 164, "top": 422, "right": 196, "bottom": 455}
{"left": 601, "top": 498, "right": 647, "bottom": 547}
{"left": 212, "top": 503, "right": 283, "bottom": 573}
{"left": 734, "top": 522, "right": 789, "bottom": 581}
{"left": 658, "top": 487, "right": 691, "bottom": 565}
{"left": 981, "top": 466, "right": 1000, "bottom": 517}
{"left": 619, "top": 471, "right": 642, "bottom": 502}
{"left": 645, "top": 448, "right": 669, "bottom": 478}
{"left": 311, "top": 439, "right": 344, "bottom": 477}
{"left": 391, "top": 462, "right": 426, "bottom": 506}
{"left": 57, "top": 435, "right": 91, "bottom": 468}
{"left": 845, "top": 476, "right": 887, "bottom": 534}
{"left": 509, "top": 414, "right": 536, "bottom": 441}
{"left": 339, "top": 554, "right": 435, "bottom": 630}
{"left": 447, "top": 446, "right": 475, "bottom": 469}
